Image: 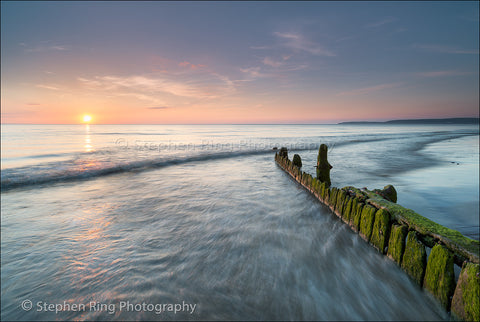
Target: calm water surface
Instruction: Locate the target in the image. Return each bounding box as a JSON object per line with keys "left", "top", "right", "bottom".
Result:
{"left": 1, "top": 124, "right": 478, "bottom": 320}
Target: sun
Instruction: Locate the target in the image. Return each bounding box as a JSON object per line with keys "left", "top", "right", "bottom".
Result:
{"left": 83, "top": 115, "right": 92, "bottom": 123}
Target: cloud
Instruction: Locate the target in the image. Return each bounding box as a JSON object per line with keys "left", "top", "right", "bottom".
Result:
{"left": 178, "top": 61, "right": 206, "bottom": 70}
{"left": 337, "top": 82, "right": 403, "bottom": 96}
{"left": 262, "top": 55, "right": 293, "bottom": 68}
{"left": 416, "top": 70, "right": 473, "bottom": 78}
{"left": 78, "top": 71, "right": 235, "bottom": 104}
{"left": 273, "top": 31, "right": 335, "bottom": 56}
{"left": 150, "top": 56, "right": 209, "bottom": 74}
{"left": 116, "top": 92, "right": 167, "bottom": 104}
{"left": 262, "top": 57, "right": 284, "bottom": 68}
{"left": 25, "top": 44, "right": 70, "bottom": 53}
{"left": 275, "top": 32, "right": 301, "bottom": 40}
{"left": 79, "top": 75, "right": 203, "bottom": 98}
{"left": 36, "top": 84, "right": 59, "bottom": 91}
{"left": 147, "top": 106, "right": 169, "bottom": 109}
{"left": 413, "top": 44, "right": 479, "bottom": 54}
{"left": 240, "top": 67, "right": 265, "bottom": 79}
{"left": 241, "top": 55, "right": 308, "bottom": 83}
{"left": 365, "top": 17, "right": 397, "bottom": 28}
{"left": 250, "top": 46, "right": 270, "bottom": 50}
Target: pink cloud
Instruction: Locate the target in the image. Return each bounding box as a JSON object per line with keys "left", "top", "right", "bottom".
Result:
{"left": 35, "top": 84, "right": 59, "bottom": 91}
{"left": 178, "top": 61, "right": 206, "bottom": 70}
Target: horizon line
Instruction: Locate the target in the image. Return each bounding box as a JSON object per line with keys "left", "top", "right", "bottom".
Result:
{"left": 2, "top": 116, "right": 479, "bottom": 126}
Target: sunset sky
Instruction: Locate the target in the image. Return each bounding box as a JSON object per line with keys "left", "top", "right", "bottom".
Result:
{"left": 1, "top": 1, "right": 479, "bottom": 124}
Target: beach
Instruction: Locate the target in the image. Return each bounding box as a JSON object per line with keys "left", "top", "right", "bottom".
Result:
{"left": 1, "top": 124, "right": 478, "bottom": 320}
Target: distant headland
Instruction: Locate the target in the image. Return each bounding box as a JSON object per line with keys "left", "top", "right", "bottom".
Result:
{"left": 338, "top": 117, "right": 480, "bottom": 125}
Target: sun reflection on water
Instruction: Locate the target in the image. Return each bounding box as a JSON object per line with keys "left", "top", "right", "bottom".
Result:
{"left": 84, "top": 124, "right": 93, "bottom": 152}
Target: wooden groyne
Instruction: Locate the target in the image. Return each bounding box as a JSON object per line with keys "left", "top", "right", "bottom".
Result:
{"left": 275, "top": 147, "right": 479, "bottom": 321}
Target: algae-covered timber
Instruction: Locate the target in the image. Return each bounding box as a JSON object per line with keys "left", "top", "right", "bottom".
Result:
{"left": 351, "top": 201, "right": 363, "bottom": 232}
{"left": 278, "top": 151, "right": 479, "bottom": 266}
{"left": 275, "top": 147, "right": 479, "bottom": 320}
{"left": 335, "top": 189, "right": 346, "bottom": 216}
{"left": 316, "top": 144, "right": 332, "bottom": 188}
{"left": 367, "top": 195, "right": 479, "bottom": 265}
{"left": 292, "top": 154, "right": 302, "bottom": 168}
{"left": 279, "top": 147, "right": 288, "bottom": 159}
{"left": 359, "top": 205, "right": 376, "bottom": 242}
{"left": 342, "top": 197, "right": 353, "bottom": 224}
{"left": 372, "top": 185, "right": 397, "bottom": 203}
{"left": 451, "top": 262, "right": 480, "bottom": 321}
{"left": 344, "top": 186, "right": 479, "bottom": 265}
{"left": 323, "top": 186, "right": 330, "bottom": 204}
{"left": 370, "top": 209, "right": 391, "bottom": 254}
{"left": 401, "top": 231, "right": 427, "bottom": 286}
{"left": 423, "top": 244, "right": 456, "bottom": 310}
{"left": 329, "top": 187, "right": 338, "bottom": 211}
{"left": 387, "top": 224, "right": 408, "bottom": 264}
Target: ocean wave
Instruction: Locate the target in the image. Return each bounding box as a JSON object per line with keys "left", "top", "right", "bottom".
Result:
{"left": 0, "top": 137, "right": 387, "bottom": 191}
{"left": 2, "top": 132, "right": 476, "bottom": 192}
{"left": 0, "top": 150, "right": 277, "bottom": 191}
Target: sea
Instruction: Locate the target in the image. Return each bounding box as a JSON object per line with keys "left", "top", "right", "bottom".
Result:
{"left": 1, "top": 124, "right": 479, "bottom": 321}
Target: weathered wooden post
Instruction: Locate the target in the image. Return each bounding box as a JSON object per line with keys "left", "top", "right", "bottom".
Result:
{"left": 279, "top": 147, "right": 288, "bottom": 159}
{"left": 292, "top": 154, "right": 302, "bottom": 168}
{"left": 316, "top": 144, "right": 332, "bottom": 187}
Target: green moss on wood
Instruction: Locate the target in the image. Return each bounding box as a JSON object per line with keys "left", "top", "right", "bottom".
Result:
{"left": 295, "top": 168, "right": 301, "bottom": 181}
{"left": 329, "top": 187, "right": 338, "bottom": 208}
{"left": 318, "top": 182, "right": 325, "bottom": 201}
{"left": 370, "top": 209, "right": 391, "bottom": 254}
{"left": 304, "top": 173, "right": 311, "bottom": 187}
{"left": 347, "top": 198, "right": 358, "bottom": 225}
{"left": 324, "top": 187, "right": 330, "bottom": 203}
{"left": 452, "top": 262, "right": 480, "bottom": 321}
{"left": 292, "top": 154, "right": 302, "bottom": 168}
{"left": 372, "top": 185, "right": 397, "bottom": 203}
{"left": 387, "top": 224, "right": 408, "bottom": 264}
{"left": 363, "top": 189, "right": 479, "bottom": 264}
{"left": 343, "top": 186, "right": 367, "bottom": 203}
{"left": 318, "top": 182, "right": 324, "bottom": 200}
{"left": 401, "top": 231, "right": 427, "bottom": 286}
{"left": 423, "top": 244, "right": 455, "bottom": 310}
{"left": 279, "top": 147, "right": 288, "bottom": 159}
{"left": 343, "top": 197, "right": 353, "bottom": 223}
{"left": 359, "top": 205, "right": 376, "bottom": 242}
{"left": 351, "top": 202, "right": 364, "bottom": 232}
{"left": 335, "top": 189, "right": 346, "bottom": 214}
{"left": 285, "top": 160, "right": 292, "bottom": 171}
{"left": 382, "top": 185, "right": 397, "bottom": 203}
{"left": 316, "top": 144, "right": 332, "bottom": 187}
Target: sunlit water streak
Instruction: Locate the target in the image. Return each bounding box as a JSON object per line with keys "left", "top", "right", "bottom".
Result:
{"left": 1, "top": 124, "right": 478, "bottom": 320}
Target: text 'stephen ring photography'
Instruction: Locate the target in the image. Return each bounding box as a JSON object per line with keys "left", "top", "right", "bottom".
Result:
{"left": 1, "top": 1, "right": 479, "bottom": 321}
